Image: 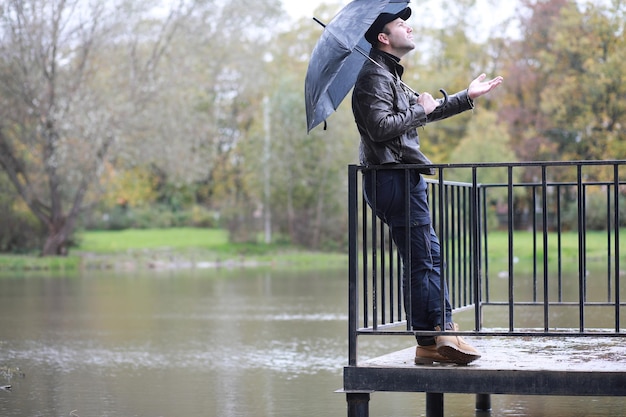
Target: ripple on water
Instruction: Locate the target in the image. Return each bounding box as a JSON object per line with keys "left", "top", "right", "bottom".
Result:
{"left": 2, "top": 336, "right": 346, "bottom": 376}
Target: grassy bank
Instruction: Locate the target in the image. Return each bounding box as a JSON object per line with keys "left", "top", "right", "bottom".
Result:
{"left": 1, "top": 228, "right": 624, "bottom": 273}
{"left": 0, "top": 228, "right": 348, "bottom": 272}
{"left": 485, "top": 229, "right": 625, "bottom": 262}
{"left": 479, "top": 229, "right": 626, "bottom": 275}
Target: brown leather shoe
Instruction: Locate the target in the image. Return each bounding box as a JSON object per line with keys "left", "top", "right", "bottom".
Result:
{"left": 435, "top": 323, "right": 481, "bottom": 365}
{"left": 415, "top": 344, "right": 455, "bottom": 365}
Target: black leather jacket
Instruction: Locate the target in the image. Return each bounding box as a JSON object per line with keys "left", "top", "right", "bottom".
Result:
{"left": 352, "top": 49, "right": 474, "bottom": 172}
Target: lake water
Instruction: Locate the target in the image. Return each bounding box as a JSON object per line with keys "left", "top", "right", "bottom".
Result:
{"left": 1, "top": 267, "right": 625, "bottom": 417}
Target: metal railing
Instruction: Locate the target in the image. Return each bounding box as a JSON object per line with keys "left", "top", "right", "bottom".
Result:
{"left": 347, "top": 160, "right": 626, "bottom": 365}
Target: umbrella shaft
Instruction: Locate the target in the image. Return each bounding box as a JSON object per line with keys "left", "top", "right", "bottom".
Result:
{"left": 313, "top": 17, "right": 326, "bottom": 28}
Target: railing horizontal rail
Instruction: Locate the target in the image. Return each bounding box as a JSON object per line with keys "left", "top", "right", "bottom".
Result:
{"left": 356, "top": 329, "right": 626, "bottom": 337}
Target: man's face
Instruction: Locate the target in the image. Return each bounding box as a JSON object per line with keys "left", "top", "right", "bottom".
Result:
{"left": 381, "top": 17, "right": 415, "bottom": 56}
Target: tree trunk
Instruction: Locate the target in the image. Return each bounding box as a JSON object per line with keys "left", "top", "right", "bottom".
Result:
{"left": 42, "top": 222, "right": 69, "bottom": 256}
{"left": 287, "top": 180, "right": 295, "bottom": 241}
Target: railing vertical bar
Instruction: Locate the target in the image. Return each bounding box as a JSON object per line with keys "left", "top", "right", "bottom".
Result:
{"left": 363, "top": 169, "right": 373, "bottom": 330}
{"left": 397, "top": 248, "right": 403, "bottom": 324}
{"left": 405, "top": 168, "right": 412, "bottom": 331}
{"left": 455, "top": 185, "right": 462, "bottom": 308}
{"left": 472, "top": 167, "right": 481, "bottom": 331}
{"left": 448, "top": 184, "right": 456, "bottom": 308}
{"left": 438, "top": 168, "right": 447, "bottom": 331}
{"left": 583, "top": 184, "right": 589, "bottom": 304}
{"left": 380, "top": 221, "right": 386, "bottom": 325}
{"left": 438, "top": 183, "right": 445, "bottom": 295}
{"left": 508, "top": 166, "right": 515, "bottom": 331}
{"left": 532, "top": 186, "right": 538, "bottom": 303}
{"left": 428, "top": 181, "right": 434, "bottom": 230}
{"left": 449, "top": 184, "right": 456, "bottom": 308}
{"left": 606, "top": 183, "right": 612, "bottom": 303}
{"left": 388, "top": 226, "right": 395, "bottom": 323}
{"left": 482, "top": 185, "right": 490, "bottom": 305}
{"left": 455, "top": 184, "right": 461, "bottom": 310}
{"left": 456, "top": 185, "right": 461, "bottom": 307}
{"left": 582, "top": 184, "right": 588, "bottom": 303}
{"left": 464, "top": 186, "right": 471, "bottom": 307}
{"left": 348, "top": 165, "right": 359, "bottom": 366}
{"left": 371, "top": 170, "right": 378, "bottom": 331}
{"left": 542, "top": 165, "right": 550, "bottom": 331}
{"left": 448, "top": 185, "right": 455, "bottom": 308}
{"left": 614, "top": 164, "right": 621, "bottom": 331}
{"left": 459, "top": 185, "right": 466, "bottom": 308}
{"left": 446, "top": 183, "right": 453, "bottom": 309}
{"left": 577, "top": 165, "right": 585, "bottom": 332}
{"left": 557, "top": 184, "right": 563, "bottom": 302}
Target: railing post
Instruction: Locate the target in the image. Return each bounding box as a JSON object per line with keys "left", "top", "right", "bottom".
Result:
{"left": 348, "top": 165, "right": 359, "bottom": 366}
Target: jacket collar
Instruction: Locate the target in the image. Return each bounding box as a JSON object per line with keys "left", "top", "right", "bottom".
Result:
{"left": 369, "top": 48, "right": 404, "bottom": 79}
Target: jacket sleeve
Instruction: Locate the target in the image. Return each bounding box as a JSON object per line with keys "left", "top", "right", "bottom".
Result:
{"left": 353, "top": 71, "right": 428, "bottom": 143}
{"left": 426, "top": 89, "right": 474, "bottom": 123}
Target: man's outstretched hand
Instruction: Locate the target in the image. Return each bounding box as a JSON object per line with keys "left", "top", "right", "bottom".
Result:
{"left": 468, "top": 73, "right": 503, "bottom": 100}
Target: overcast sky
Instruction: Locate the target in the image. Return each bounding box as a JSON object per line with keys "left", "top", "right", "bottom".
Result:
{"left": 281, "top": 0, "right": 347, "bottom": 19}
{"left": 280, "top": 0, "right": 516, "bottom": 41}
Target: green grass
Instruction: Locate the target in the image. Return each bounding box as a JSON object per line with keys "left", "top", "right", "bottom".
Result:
{"left": 476, "top": 229, "right": 626, "bottom": 275}
{"left": 484, "top": 229, "right": 626, "bottom": 261}
{"left": 0, "top": 254, "right": 82, "bottom": 272}
{"left": 73, "top": 227, "right": 348, "bottom": 269}
{"left": 0, "top": 228, "right": 348, "bottom": 273}
{"left": 76, "top": 228, "right": 230, "bottom": 253}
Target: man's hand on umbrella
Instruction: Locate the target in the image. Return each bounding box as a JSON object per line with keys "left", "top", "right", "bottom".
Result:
{"left": 417, "top": 92, "right": 438, "bottom": 115}
{"left": 468, "top": 73, "right": 504, "bottom": 100}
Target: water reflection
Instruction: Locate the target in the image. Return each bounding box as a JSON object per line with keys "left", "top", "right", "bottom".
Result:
{"left": 1, "top": 268, "right": 625, "bottom": 417}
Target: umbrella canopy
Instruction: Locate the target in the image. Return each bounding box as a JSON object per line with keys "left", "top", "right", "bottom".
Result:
{"left": 305, "top": 0, "right": 410, "bottom": 133}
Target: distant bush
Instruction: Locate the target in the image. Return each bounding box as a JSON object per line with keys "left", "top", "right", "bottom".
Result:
{"left": 560, "top": 191, "right": 626, "bottom": 231}
{"left": 0, "top": 186, "right": 45, "bottom": 253}
{"left": 583, "top": 193, "right": 626, "bottom": 230}
{"left": 80, "top": 204, "right": 219, "bottom": 230}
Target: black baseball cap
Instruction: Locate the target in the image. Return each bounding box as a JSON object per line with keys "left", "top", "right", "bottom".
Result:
{"left": 365, "top": 7, "right": 412, "bottom": 45}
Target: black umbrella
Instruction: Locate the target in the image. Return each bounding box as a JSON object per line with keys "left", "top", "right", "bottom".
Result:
{"left": 306, "top": 0, "right": 450, "bottom": 133}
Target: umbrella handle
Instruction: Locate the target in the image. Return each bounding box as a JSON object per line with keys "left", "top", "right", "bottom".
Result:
{"left": 437, "top": 89, "right": 449, "bottom": 107}
{"left": 415, "top": 88, "right": 448, "bottom": 108}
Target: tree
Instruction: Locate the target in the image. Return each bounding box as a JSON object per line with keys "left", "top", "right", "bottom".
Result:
{"left": 537, "top": 1, "right": 626, "bottom": 165}
{"left": 120, "top": 0, "right": 286, "bottom": 242}
{"left": 500, "top": 0, "right": 626, "bottom": 169}
{"left": 0, "top": 0, "right": 185, "bottom": 255}
{"left": 255, "top": 5, "right": 356, "bottom": 250}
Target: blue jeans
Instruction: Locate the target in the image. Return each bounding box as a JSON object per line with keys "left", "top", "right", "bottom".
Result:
{"left": 363, "top": 169, "right": 452, "bottom": 345}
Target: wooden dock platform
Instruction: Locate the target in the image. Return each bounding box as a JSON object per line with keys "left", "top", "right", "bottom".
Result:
{"left": 344, "top": 336, "right": 626, "bottom": 396}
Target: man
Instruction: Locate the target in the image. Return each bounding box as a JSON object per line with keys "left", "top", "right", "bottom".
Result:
{"left": 352, "top": 7, "right": 503, "bottom": 365}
